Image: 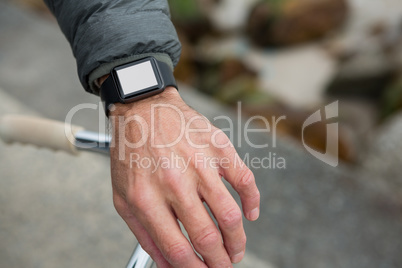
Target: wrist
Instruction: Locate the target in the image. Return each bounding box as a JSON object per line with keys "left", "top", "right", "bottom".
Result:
{"left": 97, "top": 72, "right": 180, "bottom": 118}
{"left": 98, "top": 57, "right": 177, "bottom": 117}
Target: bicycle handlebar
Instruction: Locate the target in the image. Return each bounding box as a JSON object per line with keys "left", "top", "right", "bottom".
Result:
{"left": 0, "top": 114, "right": 83, "bottom": 154}
{"left": 0, "top": 114, "right": 113, "bottom": 155}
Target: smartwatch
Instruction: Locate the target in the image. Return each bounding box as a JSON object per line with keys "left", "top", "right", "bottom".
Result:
{"left": 99, "top": 56, "right": 177, "bottom": 116}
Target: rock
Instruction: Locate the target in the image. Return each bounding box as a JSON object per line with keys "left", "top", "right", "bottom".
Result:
{"left": 195, "top": 37, "right": 337, "bottom": 109}
{"left": 326, "top": 56, "right": 395, "bottom": 100}
{"left": 361, "top": 111, "right": 402, "bottom": 207}
{"left": 324, "top": 0, "right": 402, "bottom": 100}
{"left": 323, "top": 37, "right": 359, "bottom": 62}
{"left": 381, "top": 73, "right": 402, "bottom": 119}
{"left": 169, "top": 0, "right": 213, "bottom": 43}
{"left": 200, "top": 0, "right": 260, "bottom": 32}
{"left": 194, "top": 57, "right": 262, "bottom": 102}
{"left": 334, "top": 99, "right": 378, "bottom": 162}
{"left": 219, "top": 57, "right": 258, "bottom": 84}
{"left": 246, "top": 0, "right": 348, "bottom": 47}
{"left": 325, "top": 24, "right": 400, "bottom": 100}
{"left": 256, "top": 44, "right": 337, "bottom": 109}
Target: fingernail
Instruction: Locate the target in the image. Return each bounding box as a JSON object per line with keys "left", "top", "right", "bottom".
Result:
{"left": 231, "top": 251, "right": 244, "bottom": 263}
{"left": 249, "top": 208, "right": 259, "bottom": 221}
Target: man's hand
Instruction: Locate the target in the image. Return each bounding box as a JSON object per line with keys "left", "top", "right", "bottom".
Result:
{"left": 109, "top": 87, "right": 260, "bottom": 267}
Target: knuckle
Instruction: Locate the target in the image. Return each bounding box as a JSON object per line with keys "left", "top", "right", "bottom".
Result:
{"left": 221, "top": 144, "right": 236, "bottom": 159}
{"left": 199, "top": 132, "right": 212, "bottom": 146}
{"left": 112, "top": 194, "right": 137, "bottom": 221}
{"left": 161, "top": 169, "right": 183, "bottom": 192}
{"left": 193, "top": 228, "right": 220, "bottom": 250}
{"left": 126, "top": 189, "right": 150, "bottom": 212}
{"left": 126, "top": 192, "right": 141, "bottom": 208}
{"left": 228, "top": 235, "right": 247, "bottom": 254}
{"left": 213, "top": 129, "right": 226, "bottom": 140}
{"left": 236, "top": 169, "right": 255, "bottom": 190}
{"left": 249, "top": 187, "right": 261, "bottom": 205}
{"left": 220, "top": 208, "right": 242, "bottom": 230}
{"left": 215, "top": 131, "right": 232, "bottom": 148}
{"left": 165, "top": 242, "right": 192, "bottom": 263}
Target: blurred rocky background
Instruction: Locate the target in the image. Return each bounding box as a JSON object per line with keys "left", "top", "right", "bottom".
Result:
{"left": 1, "top": 0, "right": 402, "bottom": 267}
{"left": 170, "top": 0, "right": 402, "bottom": 165}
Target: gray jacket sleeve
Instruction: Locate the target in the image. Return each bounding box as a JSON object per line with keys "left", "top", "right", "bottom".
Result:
{"left": 44, "top": 0, "right": 181, "bottom": 95}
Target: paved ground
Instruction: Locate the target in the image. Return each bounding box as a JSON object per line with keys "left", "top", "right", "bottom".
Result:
{"left": 0, "top": 2, "right": 401, "bottom": 268}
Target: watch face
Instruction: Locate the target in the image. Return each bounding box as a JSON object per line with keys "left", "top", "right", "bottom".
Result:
{"left": 113, "top": 58, "right": 163, "bottom": 99}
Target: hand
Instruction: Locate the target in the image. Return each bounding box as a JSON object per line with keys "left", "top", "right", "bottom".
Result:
{"left": 109, "top": 87, "right": 260, "bottom": 267}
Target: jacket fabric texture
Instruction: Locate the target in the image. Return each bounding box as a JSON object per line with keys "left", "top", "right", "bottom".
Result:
{"left": 44, "top": 0, "right": 182, "bottom": 95}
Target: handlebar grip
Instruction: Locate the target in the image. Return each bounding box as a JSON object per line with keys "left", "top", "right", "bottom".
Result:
{"left": 0, "top": 114, "right": 84, "bottom": 155}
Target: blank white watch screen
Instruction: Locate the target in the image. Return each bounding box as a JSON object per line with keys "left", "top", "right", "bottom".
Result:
{"left": 116, "top": 60, "right": 158, "bottom": 96}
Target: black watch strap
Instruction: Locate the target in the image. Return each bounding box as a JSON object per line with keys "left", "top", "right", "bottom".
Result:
{"left": 100, "top": 74, "right": 120, "bottom": 115}
{"left": 157, "top": 60, "right": 177, "bottom": 89}
{"left": 100, "top": 58, "right": 177, "bottom": 117}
